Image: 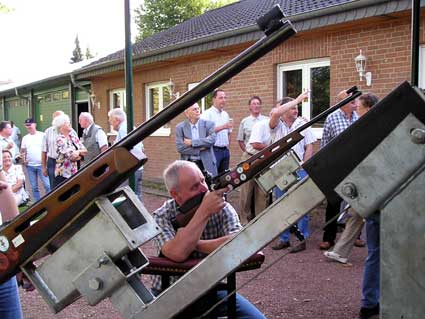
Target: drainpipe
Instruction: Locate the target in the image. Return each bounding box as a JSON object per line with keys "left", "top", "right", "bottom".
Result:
{"left": 411, "top": 0, "right": 421, "bottom": 86}
{"left": 14, "top": 88, "right": 31, "bottom": 118}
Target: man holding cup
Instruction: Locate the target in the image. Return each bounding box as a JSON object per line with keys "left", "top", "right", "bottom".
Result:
{"left": 201, "top": 89, "right": 232, "bottom": 174}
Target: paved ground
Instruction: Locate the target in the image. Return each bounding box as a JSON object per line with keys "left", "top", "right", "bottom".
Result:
{"left": 18, "top": 185, "right": 367, "bottom": 319}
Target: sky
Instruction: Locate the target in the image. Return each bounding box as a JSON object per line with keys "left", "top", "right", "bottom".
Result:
{"left": 0, "top": 0, "right": 143, "bottom": 84}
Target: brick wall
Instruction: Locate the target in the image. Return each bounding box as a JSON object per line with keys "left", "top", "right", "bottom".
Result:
{"left": 90, "top": 13, "right": 425, "bottom": 182}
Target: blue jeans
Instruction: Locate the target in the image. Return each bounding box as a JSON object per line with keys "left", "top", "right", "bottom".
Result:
{"left": 174, "top": 290, "right": 265, "bottom": 319}
{"left": 134, "top": 169, "right": 143, "bottom": 202}
{"left": 0, "top": 277, "right": 23, "bottom": 319}
{"left": 47, "top": 157, "right": 58, "bottom": 189}
{"left": 213, "top": 147, "right": 230, "bottom": 175}
{"left": 27, "top": 165, "right": 51, "bottom": 201}
{"left": 275, "top": 169, "right": 309, "bottom": 242}
{"left": 361, "top": 212, "right": 380, "bottom": 308}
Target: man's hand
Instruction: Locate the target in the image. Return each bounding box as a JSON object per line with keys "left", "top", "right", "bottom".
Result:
{"left": 0, "top": 181, "right": 9, "bottom": 191}
{"left": 198, "top": 187, "right": 228, "bottom": 218}
{"left": 42, "top": 167, "right": 48, "bottom": 177}
{"left": 183, "top": 138, "right": 192, "bottom": 146}
{"left": 296, "top": 90, "right": 309, "bottom": 104}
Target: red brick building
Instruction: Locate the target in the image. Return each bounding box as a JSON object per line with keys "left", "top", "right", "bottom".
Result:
{"left": 74, "top": 0, "right": 425, "bottom": 182}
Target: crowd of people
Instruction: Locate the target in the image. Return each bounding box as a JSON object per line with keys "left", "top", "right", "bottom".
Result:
{"left": 170, "top": 88, "right": 380, "bottom": 319}
{"left": 0, "top": 87, "right": 380, "bottom": 319}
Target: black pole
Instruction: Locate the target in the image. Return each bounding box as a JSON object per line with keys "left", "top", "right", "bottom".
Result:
{"left": 124, "top": 0, "right": 135, "bottom": 189}
{"left": 411, "top": 0, "right": 420, "bottom": 86}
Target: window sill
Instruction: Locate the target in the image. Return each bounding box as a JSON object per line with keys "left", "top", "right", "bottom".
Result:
{"left": 151, "top": 127, "right": 171, "bottom": 137}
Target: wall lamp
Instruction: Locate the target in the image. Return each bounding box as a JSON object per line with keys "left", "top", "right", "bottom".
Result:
{"left": 355, "top": 50, "right": 372, "bottom": 86}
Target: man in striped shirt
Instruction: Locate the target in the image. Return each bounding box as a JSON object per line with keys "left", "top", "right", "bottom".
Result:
{"left": 41, "top": 111, "right": 66, "bottom": 189}
{"left": 319, "top": 90, "right": 359, "bottom": 250}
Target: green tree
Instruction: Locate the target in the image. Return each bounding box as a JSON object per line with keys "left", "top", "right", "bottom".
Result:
{"left": 134, "top": 0, "right": 236, "bottom": 40}
{"left": 85, "top": 46, "right": 94, "bottom": 60}
{"left": 70, "top": 35, "right": 83, "bottom": 64}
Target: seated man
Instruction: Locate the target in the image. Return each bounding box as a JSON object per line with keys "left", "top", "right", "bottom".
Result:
{"left": 152, "top": 160, "right": 265, "bottom": 319}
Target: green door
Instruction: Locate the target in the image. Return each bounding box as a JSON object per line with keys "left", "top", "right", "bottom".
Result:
{"left": 35, "top": 88, "right": 71, "bottom": 131}
{"left": 5, "top": 97, "right": 29, "bottom": 134}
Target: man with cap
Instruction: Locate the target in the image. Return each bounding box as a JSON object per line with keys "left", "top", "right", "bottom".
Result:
{"left": 21, "top": 118, "right": 50, "bottom": 202}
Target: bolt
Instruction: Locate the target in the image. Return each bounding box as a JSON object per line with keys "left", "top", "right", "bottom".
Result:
{"left": 89, "top": 278, "right": 103, "bottom": 291}
{"left": 411, "top": 128, "right": 425, "bottom": 144}
{"left": 97, "top": 256, "right": 109, "bottom": 268}
{"left": 341, "top": 182, "right": 358, "bottom": 199}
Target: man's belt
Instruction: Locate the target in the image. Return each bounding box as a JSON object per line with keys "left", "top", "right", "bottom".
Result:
{"left": 213, "top": 146, "right": 228, "bottom": 150}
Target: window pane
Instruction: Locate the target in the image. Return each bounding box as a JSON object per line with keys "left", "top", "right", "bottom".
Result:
{"left": 149, "top": 87, "right": 159, "bottom": 117}
{"left": 163, "top": 86, "right": 171, "bottom": 107}
{"left": 310, "top": 66, "right": 330, "bottom": 122}
{"left": 113, "top": 93, "right": 121, "bottom": 108}
{"left": 282, "top": 69, "right": 302, "bottom": 113}
{"left": 204, "top": 93, "right": 213, "bottom": 110}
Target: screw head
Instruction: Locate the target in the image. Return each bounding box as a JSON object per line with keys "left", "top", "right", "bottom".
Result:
{"left": 341, "top": 182, "right": 358, "bottom": 199}
{"left": 89, "top": 278, "right": 102, "bottom": 290}
{"left": 411, "top": 128, "right": 425, "bottom": 144}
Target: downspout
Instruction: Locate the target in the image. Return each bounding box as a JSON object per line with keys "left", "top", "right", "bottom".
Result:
{"left": 15, "top": 88, "right": 31, "bottom": 118}
{"left": 70, "top": 72, "right": 93, "bottom": 109}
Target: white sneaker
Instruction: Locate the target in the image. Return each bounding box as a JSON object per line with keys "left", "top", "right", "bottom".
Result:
{"left": 324, "top": 251, "right": 348, "bottom": 264}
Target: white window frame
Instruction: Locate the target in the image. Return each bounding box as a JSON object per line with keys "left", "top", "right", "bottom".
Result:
{"left": 109, "top": 89, "right": 126, "bottom": 111}
{"left": 145, "top": 81, "right": 172, "bottom": 136}
{"left": 107, "top": 89, "right": 126, "bottom": 134}
{"left": 419, "top": 45, "right": 425, "bottom": 90}
{"left": 277, "top": 58, "right": 330, "bottom": 139}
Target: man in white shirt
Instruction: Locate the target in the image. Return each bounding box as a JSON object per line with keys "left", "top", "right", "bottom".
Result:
{"left": 201, "top": 89, "right": 232, "bottom": 174}
{"left": 269, "top": 93, "right": 316, "bottom": 253}
{"left": 21, "top": 118, "right": 51, "bottom": 202}
{"left": 79, "top": 112, "right": 108, "bottom": 167}
{"left": 236, "top": 96, "right": 269, "bottom": 224}
{"left": 0, "top": 121, "right": 18, "bottom": 162}
{"left": 108, "top": 108, "right": 145, "bottom": 202}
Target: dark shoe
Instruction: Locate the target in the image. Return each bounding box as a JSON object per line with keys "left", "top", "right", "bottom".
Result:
{"left": 355, "top": 239, "right": 366, "bottom": 247}
{"left": 359, "top": 304, "right": 379, "bottom": 319}
{"left": 22, "top": 280, "right": 35, "bottom": 292}
{"left": 319, "top": 241, "right": 335, "bottom": 250}
{"left": 271, "top": 240, "right": 290, "bottom": 250}
{"left": 290, "top": 241, "right": 306, "bottom": 253}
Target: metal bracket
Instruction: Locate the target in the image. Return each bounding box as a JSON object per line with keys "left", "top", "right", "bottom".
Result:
{"left": 335, "top": 113, "right": 425, "bottom": 217}
{"left": 21, "top": 187, "right": 159, "bottom": 314}
{"left": 255, "top": 150, "right": 302, "bottom": 194}
{"left": 73, "top": 253, "right": 126, "bottom": 306}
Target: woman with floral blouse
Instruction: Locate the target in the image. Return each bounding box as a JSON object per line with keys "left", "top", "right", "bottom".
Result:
{"left": 52, "top": 114, "right": 87, "bottom": 185}
{"left": 1, "top": 149, "right": 29, "bottom": 205}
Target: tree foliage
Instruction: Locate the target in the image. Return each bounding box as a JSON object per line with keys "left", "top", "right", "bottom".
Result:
{"left": 70, "top": 35, "right": 83, "bottom": 64}
{"left": 134, "top": 0, "right": 236, "bottom": 40}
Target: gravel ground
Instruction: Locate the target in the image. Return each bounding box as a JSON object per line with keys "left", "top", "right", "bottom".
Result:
{"left": 19, "top": 189, "right": 367, "bottom": 319}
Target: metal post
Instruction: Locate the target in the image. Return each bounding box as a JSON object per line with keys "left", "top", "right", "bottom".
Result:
{"left": 124, "top": 0, "right": 135, "bottom": 190}
{"left": 411, "top": 0, "right": 420, "bottom": 86}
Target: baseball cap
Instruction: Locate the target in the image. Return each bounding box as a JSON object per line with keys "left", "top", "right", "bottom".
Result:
{"left": 24, "top": 118, "right": 35, "bottom": 125}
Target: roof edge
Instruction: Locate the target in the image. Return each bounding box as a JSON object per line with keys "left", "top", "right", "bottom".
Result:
{"left": 72, "top": 0, "right": 416, "bottom": 79}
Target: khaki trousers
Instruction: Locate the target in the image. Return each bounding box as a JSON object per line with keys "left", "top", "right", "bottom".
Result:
{"left": 332, "top": 208, "right": 365, "bottom": 258}
{"left": 238, "top": 152, "right": 268, "bottom": 225}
